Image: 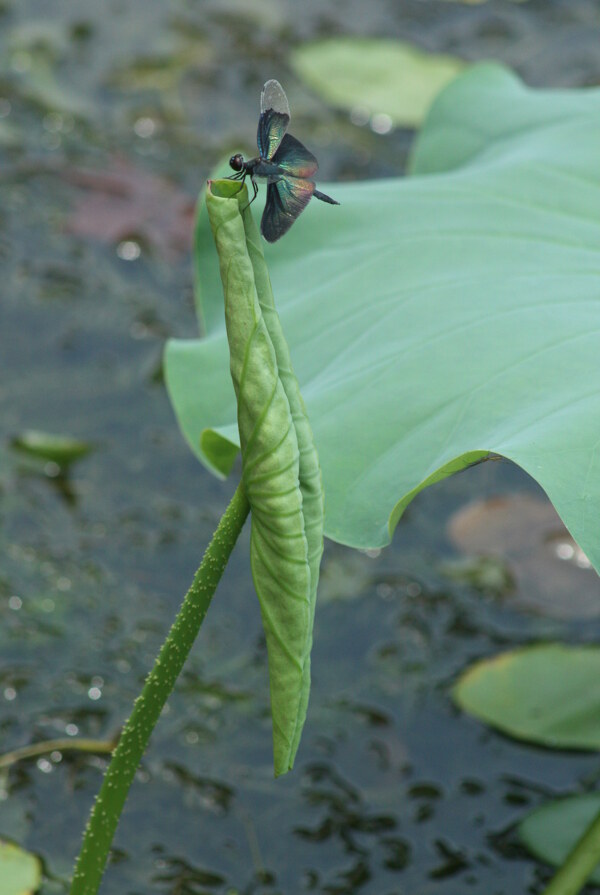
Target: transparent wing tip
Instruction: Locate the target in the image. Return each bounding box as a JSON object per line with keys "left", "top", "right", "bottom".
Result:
{"left": 261, "top": 79, "right": 290, "bottom": 118}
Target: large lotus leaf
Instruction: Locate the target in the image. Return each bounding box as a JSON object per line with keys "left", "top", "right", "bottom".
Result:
{"left": 165, "top": 64, "right": 600, "bottom": 580}
{"left": 453, "top": 645, "right": 600, "bottom": 750}
{"left": 518, "top": 794, "right": 600, "bottom": 884}
{"left": 410, "top": 63, "right": 600, "bottom": 175}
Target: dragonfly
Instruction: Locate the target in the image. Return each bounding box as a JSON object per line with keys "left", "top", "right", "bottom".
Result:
{"left": 228, "top": 79, "right": 339, "bottom": 242}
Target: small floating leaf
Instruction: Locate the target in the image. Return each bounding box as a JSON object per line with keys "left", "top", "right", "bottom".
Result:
{"left": 518, "top": 794, "right": 600, "bottom": 883}
{"left": 0, "top": 840, "right": 42, "bottom": 895}
{"left": 10, "top": 430, "right": 93, "bottom": 467}
{"left": 453, "top": 645, "right": 600, "bottom": 750}
{"left": 291, "top": 37, "right": 465, "bottom": 127}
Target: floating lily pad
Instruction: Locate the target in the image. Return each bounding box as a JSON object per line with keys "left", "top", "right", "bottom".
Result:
{"left": 448, "top": 494, "right": 600, "bottom": 618}
{"left": 10, "top": 431, "right": 93, "bottom": 467}
{"left": 64, "top": 158, "right": 195, "bottom": 259}
{"left": 518, "top": 794, "right": 600, "bottom": 883}
{"left": 453, "top": 645, "right": 600, "bottom": 750}
{"left": 0, "top": 840, "right": 42, "bottom": 895}
{"left": 291, "top": 37, "right": 465, "bottom": 127}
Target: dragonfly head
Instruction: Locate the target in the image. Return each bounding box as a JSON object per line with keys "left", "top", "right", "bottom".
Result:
{"left": 229, "top": 153, "right": 244, "bottom": 173}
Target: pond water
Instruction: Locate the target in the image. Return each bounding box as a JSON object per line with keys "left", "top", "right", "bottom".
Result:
{"left": 2, "top": 1, "right": 600, "bottom": 893}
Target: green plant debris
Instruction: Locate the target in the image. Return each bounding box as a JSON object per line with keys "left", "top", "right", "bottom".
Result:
{"left": 10, "top": 431, "right": 93, "bottom": 468}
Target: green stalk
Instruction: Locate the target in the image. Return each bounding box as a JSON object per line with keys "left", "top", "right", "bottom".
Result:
{"left": 542, "top": 807, "right": 600, "bottom": 895}
{"left": 69, "top": 482, "right": 250, "bottom": 895}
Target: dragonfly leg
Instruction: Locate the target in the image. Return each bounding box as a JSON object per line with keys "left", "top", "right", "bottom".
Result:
{"left": 247, "top": 177, "right": 259, "bottom": 207}
{"left": 223, "top": 174, "right": 247, "bottom": 199}
{"left": 239, "top": 177, "right": 259, "bottom": 212}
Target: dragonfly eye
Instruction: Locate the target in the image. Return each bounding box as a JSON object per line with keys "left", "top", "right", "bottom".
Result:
{"left": 229, "top": 154, "right": 244, "bottom": 172}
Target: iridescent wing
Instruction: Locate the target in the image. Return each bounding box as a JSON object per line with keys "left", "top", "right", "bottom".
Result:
{"left": 257, "top": 79, "right": 290, "bottom": 160}
{"left": 261, "top": 177, "right": 315, "bottom": 243}
{"left": 272, "top": 133, "right": 318, "bottom": 178}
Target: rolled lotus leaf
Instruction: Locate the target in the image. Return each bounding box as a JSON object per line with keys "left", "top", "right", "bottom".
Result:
{"left": 205, "top": 179, "right": 324, "bottom": 775}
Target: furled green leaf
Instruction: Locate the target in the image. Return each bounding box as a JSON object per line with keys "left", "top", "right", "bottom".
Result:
{"left": 192, "top": 156, "right": 231, "bottom": 335}
{"left": 453, "top": 645, "right": 600, "bottom": 750}
{"left": 238, "top": 188, "right": 324, "bottom": 763}
{"left": 204, "top": 180, "right": 323, "bottom": 775}
{"left": 291, "top": 37, "right": 465, "bottom": 127}
{"left": 0, "top": 840, "right": 42, "bottom": 895}
{"left": 165, "top": 64, "right": 600, "bottom": 581}
{"left": 518, "top": 794, "right": 600, "bottom": 883}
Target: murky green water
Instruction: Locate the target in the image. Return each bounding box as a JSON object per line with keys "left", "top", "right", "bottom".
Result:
{"left": 3, "top": 1, "right": 600, "bottom": 893}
